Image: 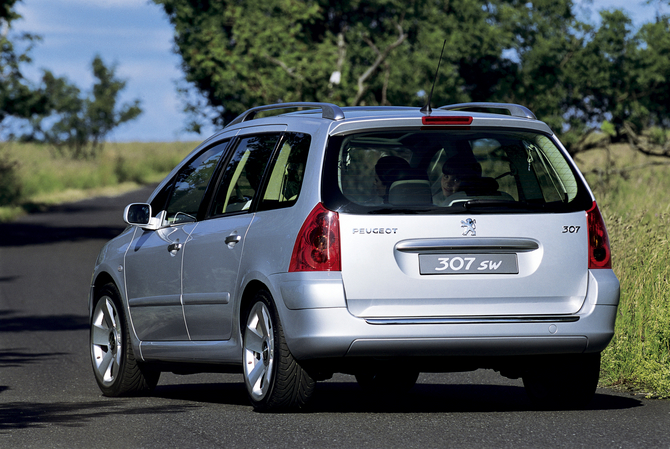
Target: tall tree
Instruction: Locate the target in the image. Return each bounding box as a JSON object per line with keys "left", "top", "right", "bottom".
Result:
{"left": 156, "top": 0, "right": 670, "bottom": 162}
{"left": 486, "top": 0, "right": 586, "bottom": 133}
{"left": 566, "top": 11, "right": 638, "bottom": 134}
{"left": 27, "top": 56, "right": 143, "bottom": 158}
{"left": 0, "top": 0, "right": 48, "bottom": 127}
{"left": 558, "top": 10, "right": 670, "bottom": 156}
{"left": 2, "top": 2, "right": 143, "bottom": 158}
{"left": 155, "top": 0, "right": 582, "bottom": 128}
{"left": 634, "top": 18, "right": 670, "bottom": 131}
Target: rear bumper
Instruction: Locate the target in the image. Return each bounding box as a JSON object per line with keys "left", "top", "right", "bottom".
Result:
{"left": 272, "top": 269, "right": 619, "bottom": 360}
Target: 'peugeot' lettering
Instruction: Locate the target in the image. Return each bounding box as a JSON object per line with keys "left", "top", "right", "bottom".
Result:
{"left": 352, "top": 228, "right": 398, "bottom": 235}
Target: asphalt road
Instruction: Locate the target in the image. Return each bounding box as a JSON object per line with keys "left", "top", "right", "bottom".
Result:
{"left": 1, "top": 187, "right": 670, "bottom": 448}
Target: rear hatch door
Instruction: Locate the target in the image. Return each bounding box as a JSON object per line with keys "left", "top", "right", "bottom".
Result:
{"left": 339, "top": 212, "right": 588, "bottom": 318}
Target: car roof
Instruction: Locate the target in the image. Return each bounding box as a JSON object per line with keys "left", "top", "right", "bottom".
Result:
{"left": 205, "top": 102, "right": 553, "bottom": 142}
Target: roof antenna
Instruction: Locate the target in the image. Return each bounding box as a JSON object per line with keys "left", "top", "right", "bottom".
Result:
{"left": 420, "top": 39, "right": 447, "bottom": 115}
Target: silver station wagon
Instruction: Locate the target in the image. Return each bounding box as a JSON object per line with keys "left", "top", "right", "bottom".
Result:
{"left": 89, "top": 102, "right": 619, "bottom": 411}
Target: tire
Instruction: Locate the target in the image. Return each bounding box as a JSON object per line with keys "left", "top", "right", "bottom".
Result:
{"left": 90, "top": 283, "right": 160, "bottom": 396}
{"left": 242, "top": 289, "right": 315, "bottom": 411}
{"left": 522, "top": 352, "right": 601, "bottom": 410}
{"left": 355, "top": 367, "right": 419, "bottom": 396}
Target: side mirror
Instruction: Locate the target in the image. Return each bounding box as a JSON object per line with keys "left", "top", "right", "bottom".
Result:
{"left": 123, "top": 203, "right": 161, "bottom": 230}
{"left": 124, "top": 203, "right": 151, "bottom": 226}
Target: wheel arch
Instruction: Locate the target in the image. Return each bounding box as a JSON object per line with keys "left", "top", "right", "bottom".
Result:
{"left": 90, "top": 269, "right": 143, "bottom": 357}
{"left": 93, "top": 271, "right": 116, "bottom": 292}
{"left": 90, "top": 271, "right": 118, "bottom": 317}
{"left": 238, "top": 279, "right": 272, "bottom": 330}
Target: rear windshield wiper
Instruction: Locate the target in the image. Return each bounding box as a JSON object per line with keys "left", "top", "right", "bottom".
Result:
{"left": 461, "top": 199, "right": 546, "bottom": 210}
{"left": 367, "top": 207, "right": 435, "bottom": 215}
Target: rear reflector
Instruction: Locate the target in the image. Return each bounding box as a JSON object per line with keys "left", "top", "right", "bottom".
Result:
{"left": 586, "top": 202, "right": 612, "bottom": 269}
{"left": 289, "top": 203, "right": 341, "bottom": 272}
{"left": 422, "top": 116, "right": 473, "bottom": 125}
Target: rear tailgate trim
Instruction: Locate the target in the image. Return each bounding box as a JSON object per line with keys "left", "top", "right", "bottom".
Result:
{"left": 396, "top": 237, "right": 539, "bottom": 254}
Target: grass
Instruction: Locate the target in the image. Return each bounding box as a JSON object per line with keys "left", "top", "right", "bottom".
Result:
{"left": 575, "top": 144, "right": 670, "bottom": 398}
{"left": 0, "top": 141, "right": 197, "bottom": 221}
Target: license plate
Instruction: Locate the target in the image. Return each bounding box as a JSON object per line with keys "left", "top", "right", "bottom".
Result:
{"left": 419, "top": 254, "right": 518, "bottom": 275}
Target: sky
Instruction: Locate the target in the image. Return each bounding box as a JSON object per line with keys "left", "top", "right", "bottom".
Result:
{"left": 10, "top": 0, "right": 667, "bottom": 143}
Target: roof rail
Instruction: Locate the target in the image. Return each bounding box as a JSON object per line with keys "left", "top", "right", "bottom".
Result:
{"left": 227, "top": 102, "right": 345, "bottom": 127}
{"left": 438, "top": 102, "right": 536, "bottom": 120}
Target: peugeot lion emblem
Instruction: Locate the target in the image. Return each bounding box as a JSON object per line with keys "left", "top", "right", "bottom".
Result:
{"left": 461, "top": 218, "right": 476, "bottom": 236}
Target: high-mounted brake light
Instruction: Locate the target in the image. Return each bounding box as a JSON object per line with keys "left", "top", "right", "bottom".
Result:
{"left": 586, "top": 201, "right": 612, "bottom": 269}
{"left": 422, "top": 116, "right": 473, "bottom": 126}
{"left": 289, "top": 203, "right": 341, "bottom": 272}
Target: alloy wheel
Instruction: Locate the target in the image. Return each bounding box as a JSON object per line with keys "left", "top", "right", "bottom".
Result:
{"left": 91, "top": 295, "right": 122, "bottom": 386}
{"left": 243, "top": 301, "right": 275, "bottom": 401}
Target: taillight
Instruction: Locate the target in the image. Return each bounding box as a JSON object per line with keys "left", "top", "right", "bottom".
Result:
{"left": 587, "top": 201, "right": 611, "bottom": 269}
{"left": 422, "top": 116, "right": 473, "bottom": 125}
{"left": 289, "top": 203, "right": 341, "bottom": 272}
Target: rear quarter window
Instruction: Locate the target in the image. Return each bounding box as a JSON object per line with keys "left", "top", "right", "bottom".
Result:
{"left": 258, "top": 133, "right": 311, "bottom": 211}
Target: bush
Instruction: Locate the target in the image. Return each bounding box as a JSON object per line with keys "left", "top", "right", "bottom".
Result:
{"left": 648, "top": 127, "right": 669, "bottom": 147}
{"left": 0, "top": 152, "right": 23, "bottom": 207}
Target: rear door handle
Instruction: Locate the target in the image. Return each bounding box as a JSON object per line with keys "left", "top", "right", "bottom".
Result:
{"left": 225, "top": 235, "right": 242, "bottom": 247}
{"left": 167, "top": 242, "right": 183, "bottom": 252}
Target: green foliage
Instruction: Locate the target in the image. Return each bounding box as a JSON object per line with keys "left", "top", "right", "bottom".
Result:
{"left": 0, "top": 1, "right": 49, "bottom": 125}
{"left": 0, "top": 150, "right": 22, "bottom": 206}
{"left": 648, "top": 127, "right": 669, "bottom": 146}
{"left": 155, "top": 0, "right": 670, "bottom": 156}
{"left": 155, "top": 0, "right": 583, "bottom": 128}
{"left": 636, "top": 19, "right": 670, "bottom": 129}
{"left": 27, "top": 56, "right": 142, "bottom": 159}
{"left": 601, "top": 121, "right": 617, "bottom": 137}
{"left": 561, "top": 11, "right": 670, "bottom": 147}
{"left": 490, "top": 0, "right": 585, "bottom": 131}
{"left": 0, "top": 0, "right": 21, "bottom": 23}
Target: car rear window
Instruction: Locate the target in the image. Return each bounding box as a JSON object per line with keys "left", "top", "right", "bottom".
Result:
{"left": 321, "top": 129, "right": 592, "bottom": 214}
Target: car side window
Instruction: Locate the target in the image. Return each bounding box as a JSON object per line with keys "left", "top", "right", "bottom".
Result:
{"left": 258, "top": 133, "right": 311, "bottom": 211}
{"left": 164, "top": 143, "right": 227, "bottom": 224}
{"left": 210, "top": 134, "right": 280, "bottom": 216}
